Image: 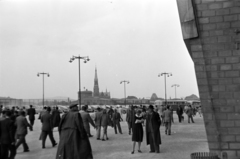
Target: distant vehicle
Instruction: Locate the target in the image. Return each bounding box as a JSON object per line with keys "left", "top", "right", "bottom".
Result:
{"left": 57, "top": 105, "right": 69, "bottom": 113}
{"left": 154, "top": 100, "right": 194, "bottom": 111}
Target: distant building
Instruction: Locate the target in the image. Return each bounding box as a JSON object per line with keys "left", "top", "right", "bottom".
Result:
{"left": 184, "top": 94, "right": 199, "bottom": 101}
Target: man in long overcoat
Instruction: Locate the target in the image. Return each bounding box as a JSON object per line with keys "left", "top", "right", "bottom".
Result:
{"left": 112, "top": 109, "right": 123, "bottom": 134}
{"left": 145, "top": 105, "right": 161, "bottom": 153}
{"left": 56, "top": 104, "right": 93, "bottom": 159}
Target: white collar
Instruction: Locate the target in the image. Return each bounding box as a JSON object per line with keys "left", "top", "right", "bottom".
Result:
{"left": 135, "top": 114, "right": 142, "bottom": 118}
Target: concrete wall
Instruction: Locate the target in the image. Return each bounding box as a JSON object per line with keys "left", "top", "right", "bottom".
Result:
{"left": 187, "top": 0, "right": 240, "bottom": 158}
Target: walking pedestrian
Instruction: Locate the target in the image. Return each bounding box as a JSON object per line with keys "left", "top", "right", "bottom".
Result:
{"left": 162, "top": 106, "right": 173, "bottom": 135}
{"left": 101, "top": 109, "right": 109, "bottom": 141}
{"left": 176, "top": 105, "right": 183, "bottom": 123}
{"left": 112, "top": 109, "right": 123, "bottom": 134}
{"left": 131, "top": 109, "right": 143, "bottom": 154}
{"left": 56, "top": 103, "right": 93, "bottom": 159}
{"left": 145, "top": 105, "right": 161, "bottom": 153}
{"left": 80, "top": 105, "right": 96, "bottom": 137}
{"left": 27, "top": 105, "right": 36, "bottom": 127}
{"left": 41, "top": 107, "right": 57, "bottom": 149}
{"left": 52, "top": 106, "right": 61, "bottom": 128}
{"left": 186, "top": 105, "right": 194, "bottom": 123}
{"left": 126, "top": 105, "right": 134, "bottom": 135}
{"left": 15, "top": 111, "right": 32, "bottom": 152}
{"left": 95, "top": 107, "right": 102, "bottom": 140}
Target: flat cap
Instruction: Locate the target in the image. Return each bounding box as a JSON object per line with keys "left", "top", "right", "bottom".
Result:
{"left": 148, "top": 105, "right": 154, "bottom": 109}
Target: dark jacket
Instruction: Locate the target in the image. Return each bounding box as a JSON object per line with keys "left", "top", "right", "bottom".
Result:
{"left": 112, "top": 111, "right": 122, "bottom": 123}
{"left": 27, "top": 108, "right": 36, "bottom": 120}
{"left": 15, "top": 115, "right": 31, "bottom": 135}
{"left": 41, "top": 112, "right": 53, "bottom": 131}
{"left": 95, "top": 111, "right": 102, "bottom": 126}
{"left": 0, "top": 118, "right": 15, "bottom": 144}
{"left": 176, "top": 107, "right": 183, "bottom": 115}
{"left": 52, "top": 109, "right": 61, "bottom": 127}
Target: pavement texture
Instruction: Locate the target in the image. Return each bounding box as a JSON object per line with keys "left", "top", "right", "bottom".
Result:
{"left": 16, "top": 113, "right": 208, "bottom": 159}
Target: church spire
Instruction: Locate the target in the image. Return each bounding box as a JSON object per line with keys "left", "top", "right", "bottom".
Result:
{"left": 93, "top": 67, "right": 99, "bottom": 97}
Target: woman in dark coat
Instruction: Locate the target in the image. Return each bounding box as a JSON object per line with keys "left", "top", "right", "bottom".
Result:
{"left": 131, "top": 109, "right": 144, "bottom": 154}
{"left": 145, "top": 105, "right": 161, "bottom": 153}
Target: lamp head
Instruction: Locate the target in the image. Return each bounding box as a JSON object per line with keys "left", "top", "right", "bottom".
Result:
{"left": 69, "top": 60, "right": 72, "bottom": 63}
{"left": 48, "top": 74, "right": 50, "bottom": 77}
{"left": 37, "top": 73, "right": 39, "bottom": 77}
{"left": 87, "top": 58, "right": 90, "bottom": 61}
{"left": 84, "top": 61, "right": 87, "bottom": 63}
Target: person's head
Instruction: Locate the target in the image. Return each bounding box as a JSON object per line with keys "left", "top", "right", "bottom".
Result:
{"left": 0, "top": 105, "right": 3, "bottom": 108}
{"left": 114, "top": 109, "right": 117, "bottom": 113}
{"left": 167, "top": 105, "right": 170, "bottom": 110}
{"left": 56, "top": 107, "right": 58, "bottom": 110}
{"left": 23, "top": 106, "right": 25, "bottom": 109}
{"left": 5, "top": 110, "right": 12, "bottom": 117}
{"left": 2, "top": 110, "right": 7, "bottom": 118}
{"left": 47, "top": 107, "right": 51, "bottom": 112}
{"left": 97, "top": 107, "right": 101, "bottom": 111}
{"left": 82, "top": 105, "right": 87, "bottom": 111}
{"left": 85, "top": 105, "right": 88, "bottom": 110}
{"left": 20, "top": 111, "right": 26, "bottom": 116}
{"left": 43, "top": 106, "right": 47, "bottom": 110}
{"left": 12, "top": 106, "right": 15, "bottom": 110}
{"left": 148, "top": 105, "right": 154, "bottom": 112}
{"left": 137, "top": 109, "right": 141, "bottom": 115}
{"left": 69, "top": 104, "right": 78, "bottom": 111}
{"left": 30, "top": 105, "right": 33, "bottom": 108}
{"left": 103, "top": 109, "right": 107, "bottom": 114}
{"left": 189, "top": 105, "right": 192, "bottom": 108}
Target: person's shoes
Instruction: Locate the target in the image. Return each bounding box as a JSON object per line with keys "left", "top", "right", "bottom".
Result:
{"left": 106, "top": 137, "right": 109, "bottom": 140}
{"left": 53, "top": 143, "right": 58, "bottom": 147}
{"left": 102, "top": 139, "right": 105, "bottom": 141}
{"left": 138, "top": 150, "right": 142, "bottom": 153}
{"left": 23, "top": 149, "right": 29, "bottom": 152}
{"left": 42, "top": 146, "right": 45, "bottom": 149}
{"left": 97, "top": 138, "right": 100, "bottom": 140}
{"left": 156, "top": 151, "right": 160, "bottom": 153}
{"left": 115, "top": 132, "right": 117, "bottom": 134}
{"left": 149, "top": 151, "right": 155, "bottom": 153}
{"left": 120, "top": 132, "right": 123, "bottom": 134}
{"left": 131, "top": 151, "right": 134, "bottom": 154}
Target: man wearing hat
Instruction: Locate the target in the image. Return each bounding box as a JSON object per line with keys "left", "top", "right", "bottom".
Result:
{"left": 56, "top": 103, "right": 93, "bottom": 159}
{"left": 80, "top": 105, "right": 96, "bottom": 137}
{"left": 145, "top": 105, "right": 161, "bottom": 153}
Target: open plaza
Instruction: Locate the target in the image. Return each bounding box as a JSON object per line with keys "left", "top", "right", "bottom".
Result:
{"left": 15, "top": 113, "right": 207, "bottom": 159}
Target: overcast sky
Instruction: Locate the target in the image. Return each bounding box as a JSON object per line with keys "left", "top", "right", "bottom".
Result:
{"left": 0, "top": 0, "right": 199, "bottom": 100}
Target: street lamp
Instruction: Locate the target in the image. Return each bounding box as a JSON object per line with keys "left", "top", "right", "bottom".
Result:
{"left": 158, "top": 72, "right": 172, "bottom": 106}
{"left": 120, "top": 80, "right": 130, "bottom": 107}
{"left": 69, "top": 55, "right": 90, "bottom": 110}
{"left": 171, "top": 84, "right": 180, "bottom": 99}
{"left": 37, "top": 72, "right": 50, "bottom": 107}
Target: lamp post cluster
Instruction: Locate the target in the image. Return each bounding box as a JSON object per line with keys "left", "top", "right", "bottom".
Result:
{"left": 69, "top": 55, "right": 90, "bottom": 110}
{"left": 37, "top": 72, "right": 50, "bottom": 107}
{"left": 120, "top": 80, "right": 130, "bottom": 106}
{"left": 172, "top": 84, "right": 180, "bottom": 99}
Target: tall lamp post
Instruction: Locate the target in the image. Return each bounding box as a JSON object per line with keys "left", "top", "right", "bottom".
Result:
{"left": 120, "top": 80, "right": 130, "bottom": 107}
{"left": 158, "top": 72, "right": 172, "bottom": 106}
{"left": 171, "top": 84, "right": 180, "bottom": 99}
{"left": 37, "top": 72, "right": 50, "bottom": 107}
{"left": 69, "top": 55, "right": 90, "bottom": 110}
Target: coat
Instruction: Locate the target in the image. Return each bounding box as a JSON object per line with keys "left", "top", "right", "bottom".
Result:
{"left": 126, "top": 108, "right": 134, "bottom": 123}
{"left": 176, "top": 107, "right": 183, "bottom": 115}
{"left": 0, "top": 118, "right": 15, "bottom": 144}
{"left": 95, "top": 111, "right": 102, "bottom": 126}
{"left": 15, "top": 115, "right": 31, "bottom": 135}
{"left": 80, "top": 111, "right": 95, "bottom": 134}
{"left": 41, "top": 112, "right": 53, "bottom": 131}
{"left": 162, "top": 109, "right": 172, "bottom": 123}
{"left": 52, "top": 110, "right": 61, "bottom": 127}
{"left": 145, "top": 111, "right": 161, "bottom": 145}
{"left": 27, "top": 108, "right": 36, "bottom": 121}
{"left": 56, "top": 111, "right": 93, "bottom": 159}
{"left": 112, "top": 112, "right": 122, "bottom": 123}
{"left": 101, "top": 113, "right": 109, "bottom": 127}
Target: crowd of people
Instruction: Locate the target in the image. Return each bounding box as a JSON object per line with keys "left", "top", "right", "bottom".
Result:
{"left": 0, "top": 103, "right": 202, "bottom": 159}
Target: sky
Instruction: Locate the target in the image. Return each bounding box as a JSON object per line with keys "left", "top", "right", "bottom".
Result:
{"left": 0, "top": 0, "right": 199, "bottom": 100}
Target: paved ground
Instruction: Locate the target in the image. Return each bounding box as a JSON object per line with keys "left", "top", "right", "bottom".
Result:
{"left": 16, "top": 113, "right": 208, "bottom": 159}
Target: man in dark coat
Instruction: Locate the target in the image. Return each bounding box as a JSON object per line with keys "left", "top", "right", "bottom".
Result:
{"left": 56, "top": 104, "right": 93, "bottom": 159}
{"left": 0, "top": 110, "right": 16, "bottom": 159}
{"left": 27, "top": 105, "right": 36, "bottom": 127}
{"left": 126, "top": 105, "right": 134, "bottom": 135}
{"left": 176, "top": 105, "right": 183, "bottom": 123}
{"left": 145, "top": 105, "right": 161, "bottom": 153}
{"left": 41, "top": 107, "right": 57, "bottom": 148}
{"left": 112, "top": 109, "right": 123, "bottom": 134}
{"left": 162, "top": 106, "right": 173, "bottom": 135}
{"left": 52, "top": 107, "right": 61, "bottom": 128}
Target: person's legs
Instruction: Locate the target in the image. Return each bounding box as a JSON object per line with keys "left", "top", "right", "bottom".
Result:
{"left": 48, "top": 131, "right": 57, "bottom": 146}
{"left": 165, "top": 122, "right": 168, "bottom": 134}
{"left": 138, "top": 142, "right": 142, "bottom": 151}
{"left": 178, "top": 115, "right": 181, "bottom": 123}
{"left": 0, "top": 144, "right": 9, "bottom": 159}
{"left": 96, "top": 126, "right": 101, "bottom": 139}
{"left": 41, "top": 131, "right": 47, "bottom": 148}
{"left": 191, "top": 115, "right": 194, "bottom": 123}
{"left": 127, "top": 122, "right": 132, "bottom": 135}
{"left": 9, "top": 144, "right": 16, "bottom": 159}
{"left": 113, "top": 122, "right": 117, "bottom": 134}
{"left": 168, "top": 122, "right": 172, "bottom": 135}
{"left": 188, "top": 115, "right": 190, "bottom": 123}
{"left": 22, "top": 136, "right": 29, "bottom": 151}
{"left": 15, "top": 135, "right": 24, "bottom": 149}
{"left": 148, "top": 133, "right": 155, "bottom": 152}
{"left": 132, "top": 141, "right": 136, "bottom": 153}
{"left": 101, "top": 126, "right": 106, "bottom": 140}
{"left": 117, "top": 122, "right": 122, "bottom": 134}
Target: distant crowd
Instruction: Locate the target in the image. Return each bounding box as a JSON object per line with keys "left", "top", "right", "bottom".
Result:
{"left": 0, "top": 103, "right": 202, "bottom": 159}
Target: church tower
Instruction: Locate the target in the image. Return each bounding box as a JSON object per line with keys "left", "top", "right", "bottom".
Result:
{"left": 93, "top": 67, "right": 99, "bottom": 97}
